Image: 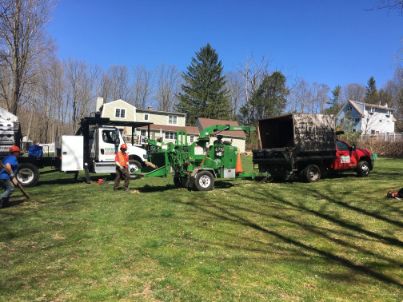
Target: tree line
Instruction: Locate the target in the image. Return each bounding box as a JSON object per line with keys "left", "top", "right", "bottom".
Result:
{"left": 0, "top": 0, "right": 402, "bottom": 143}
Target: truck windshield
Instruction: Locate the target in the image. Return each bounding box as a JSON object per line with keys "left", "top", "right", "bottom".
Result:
{"left": 102, "top": 129, "right": 120, "bottom": 145}
{"left": 336, "top": 141, "right": 349, "bottom": 151}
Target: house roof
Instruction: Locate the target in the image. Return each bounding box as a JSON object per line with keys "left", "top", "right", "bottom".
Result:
{"left": 103, "top": 99, "right": 132, "bottom": 107}
{"left": 348, "top": 100, "right": 396, "bottom": 117}
{"left": 138, "top": 124, "right": 199, "bottom": 135}
{"left": 346, "top": 100, "right": 365, "bottom": 117}
{"left": 137, "top": 108, "right": 186, "bottom": 117}
{"left": 360, "top": 101, "right": 396, "bottom": 111}
{"left": 197, "top": 118, "right": 246, "bottom": 139}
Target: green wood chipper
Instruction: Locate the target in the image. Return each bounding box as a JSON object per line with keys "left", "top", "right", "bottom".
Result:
{"left": 137, "top": 124, "right": 255, "bottom": 191}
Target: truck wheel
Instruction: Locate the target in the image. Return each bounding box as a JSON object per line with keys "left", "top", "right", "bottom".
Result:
{"left": 194, "top": 171, "right": 215, "bottom": 191}
{"left": 302, "top": 164, "right": 321, "bottom": 182}
{"left": 357, "top": 160, "right": 370, "bottom": 177}
{"left": 128, "top": 160, "right": 142, "bottom": 178}
{"left": 16, "top": 163, "right": 39, "bottom": 187}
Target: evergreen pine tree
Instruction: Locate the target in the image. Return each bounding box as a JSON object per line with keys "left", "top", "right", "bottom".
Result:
{"left": 325, "top": 85, "right": 342, "bottom": 114}
{"left": 240, "top": 71, "right": 288, "bottom": 124}
{"left": 365, "top": 76, "right": 379, "bottom": 104}
{"left": 177, "top": 44, "right": 230, "bottom": 125}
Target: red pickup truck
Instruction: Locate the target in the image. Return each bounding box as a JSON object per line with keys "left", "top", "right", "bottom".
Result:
{"left": 331, "top": 140, "right": 373, "bottom": 177}
{"left": 253, "top": 114, "right": 374, "bottom": 182}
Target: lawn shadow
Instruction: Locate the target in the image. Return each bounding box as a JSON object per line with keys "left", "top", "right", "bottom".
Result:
{"left": 36, "top": 174, "right": 114, "bottom": 186}
{"left": 305, "top": 187, "right": 403, "bottom": 228}
{"left": 137, "top": 180, "right": 234, "bottom": 193}
{"left": 138, "top": 184, "right": 178, "bottom": 193}
{"left": 170, "top": 186, "right": 403, "bottom": 288}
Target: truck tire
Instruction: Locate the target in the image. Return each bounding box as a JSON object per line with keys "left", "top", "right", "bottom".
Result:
{"left": 16, "top": 163, "right": 39, "bottom": 187}
{"left": 128, "top": 159, "right": 142, "bottom": 178}
{"left": 302, "top": 164, "right": 321, "bottom": 182}
{"left": 357, "top": 160, "right": 370, "bottom": 177}
{"left": 194, "top": 171, "right": 215, "bottom": 191}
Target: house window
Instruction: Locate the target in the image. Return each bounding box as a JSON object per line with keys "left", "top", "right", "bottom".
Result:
{"left": 144, "top": 114, "right": 149, "bottom": 121}
{"left": 190, "top": 135, "right": 194, "bottom": 143}
{"left": 169, "top": 115, "right": 177, "bottom": 125}
{"left": 141, "top": 130, "right": 147, "bottom": 136}
{"left": 115, "top": 108, "right": 125, "bottom": 118}
{"left": 371, "top": 130, "right": 376, "bottom": 135}
{"left": 355, "top": 118, "right": 360, "bottom": 123}
{"left": 165, "top": 132, "right": 176, "bottom": 139}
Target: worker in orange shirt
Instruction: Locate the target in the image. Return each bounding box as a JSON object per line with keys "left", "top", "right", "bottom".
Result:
{"left": 114, "top": 144, "right": 130, "bottom": 191}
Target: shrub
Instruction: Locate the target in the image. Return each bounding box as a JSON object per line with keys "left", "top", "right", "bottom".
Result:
{"left": 358, "top": 139, "right": 403, "bottom": 158}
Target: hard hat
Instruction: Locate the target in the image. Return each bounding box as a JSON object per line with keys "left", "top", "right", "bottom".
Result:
{"left": 9, "top": 145, "right": 20, "bottom": 153}
{"left": 120, "top": 144, "right": 127, "bottom": 150}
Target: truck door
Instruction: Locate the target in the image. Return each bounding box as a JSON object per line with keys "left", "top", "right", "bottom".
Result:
{"left": 335, "top": 140, "right": 355, "bottom": 170}
{"left": 97, "top": 128, "right": 120, "bottom": 162}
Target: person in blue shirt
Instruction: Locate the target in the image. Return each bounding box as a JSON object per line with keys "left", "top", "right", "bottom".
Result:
{"left": 0, "top": 145, "right": 20, "bottom": 208}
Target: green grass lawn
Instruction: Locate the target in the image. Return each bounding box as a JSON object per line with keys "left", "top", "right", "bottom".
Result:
{"left": 0, "top": 158, "right": 402, "bottom": 301}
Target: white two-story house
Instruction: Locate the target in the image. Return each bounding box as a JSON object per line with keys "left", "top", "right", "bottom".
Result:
{"left": 136, "top": 108, "right": 199, "bottom": 144}
{"left": 95, "top": 97, "right": 248, "bottom": 151}
{"left": 336, "top": 100, "right": 396, "bottom": 135}
{"left": 95, "top": 97, "right": 199, "bottom": 144}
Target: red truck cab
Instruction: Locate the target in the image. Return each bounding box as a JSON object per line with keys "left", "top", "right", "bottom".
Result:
{"left": 331, "top": 140, "right": 373, "bottom": 176}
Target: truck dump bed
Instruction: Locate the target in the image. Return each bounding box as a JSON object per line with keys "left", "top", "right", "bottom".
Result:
{"left": 258, "top": 114, "right": 336, "bottom": 153}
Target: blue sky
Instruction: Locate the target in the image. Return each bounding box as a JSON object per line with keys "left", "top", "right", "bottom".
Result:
{"left": 47, "top": 0, "right": 402, "bottom": 89}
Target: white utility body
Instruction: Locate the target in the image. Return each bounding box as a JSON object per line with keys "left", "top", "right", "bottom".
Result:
{"left": 61, "top": 136, "right": 84, "bottom": 171}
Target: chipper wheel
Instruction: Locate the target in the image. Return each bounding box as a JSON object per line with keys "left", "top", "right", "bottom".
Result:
{"left": 194, "top": 171, "right": 215, "bottom": 191}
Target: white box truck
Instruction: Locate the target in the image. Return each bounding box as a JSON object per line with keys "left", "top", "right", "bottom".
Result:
{"left": 1, "top": 113, "right": 152, "bottom": 186}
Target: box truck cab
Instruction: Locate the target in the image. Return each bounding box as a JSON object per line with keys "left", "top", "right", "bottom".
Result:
{"left": 88, "top": 126, "right": 148, "bottom": 174}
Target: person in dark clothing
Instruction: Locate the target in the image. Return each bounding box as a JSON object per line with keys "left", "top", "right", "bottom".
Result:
{"left": 0, "top": 145, "right": 20, "bottom": 208}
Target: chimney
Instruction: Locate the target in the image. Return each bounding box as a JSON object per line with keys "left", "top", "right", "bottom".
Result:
{"left": 96, "top": 97, "right": 104, "bottom": 112}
